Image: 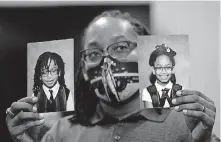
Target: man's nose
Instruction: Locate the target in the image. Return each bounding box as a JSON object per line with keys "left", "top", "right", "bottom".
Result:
{"left": 103, "top": 51, "right": 109, "bottom": 57}
{"left": 104, "top": 57, "right": 112, "bottom": 63}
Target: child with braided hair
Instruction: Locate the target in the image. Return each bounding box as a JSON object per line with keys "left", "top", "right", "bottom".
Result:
{"left": 142, "top": 44, "right": 183, "bottom": 108}
{"left": 32, "top": 52, "right": 74, "bottom": 112}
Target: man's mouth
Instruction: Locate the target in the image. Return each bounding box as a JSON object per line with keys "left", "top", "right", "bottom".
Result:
{"left": 90, "top": 73, "right": 139, "bottom": 84}
{"left": 87, "top": 57, "right": 139, "bottom": 102}
{"left": 91, "top": 73, "right": 139, "bottom": 102}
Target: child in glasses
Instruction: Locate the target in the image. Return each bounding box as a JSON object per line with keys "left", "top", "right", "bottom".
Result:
{"left": 142, "top": 44, "right": 183, "bottom": 108}
{"left": 32, "top": 52, "right": 74, "bottom": 113}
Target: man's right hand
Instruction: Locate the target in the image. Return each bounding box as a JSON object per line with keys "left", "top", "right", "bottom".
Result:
{"left": 6, "top": 97, "right": 45, "bottom": 141}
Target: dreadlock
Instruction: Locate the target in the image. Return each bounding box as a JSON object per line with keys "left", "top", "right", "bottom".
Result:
{"left": 33, "top": 52, "right": 67, "bottom": 93}
{"left": 73, "top": 10, "right": 150, "bottom": 125}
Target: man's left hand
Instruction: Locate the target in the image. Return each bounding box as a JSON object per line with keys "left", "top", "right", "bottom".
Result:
{"left": 172, "top": 90, "right": 216, "bottom": 142}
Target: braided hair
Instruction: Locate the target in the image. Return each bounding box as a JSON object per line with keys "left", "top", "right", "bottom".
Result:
{"left": 33, "top": 52, "right": 67, "bottom": 93}
{"left": 149, "top": 44, "right": 177, "bottom": 85}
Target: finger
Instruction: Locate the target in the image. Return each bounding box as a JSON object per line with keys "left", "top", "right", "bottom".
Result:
{"left": 177, "top": 90, "right": 214, "bottom": 105}
{"left": 12, "top": 119, "right": 45, "bottom": 135}
{"left": 10, "top": 102, "right": 37, "bottom": 114}
{"left": 182, "top": 109, "right": 214, "bottom": 129}
{"left": 174, "top": 103, "right": 203, "bottom": 111}
{"left": 172, "top": 95, "right": 216, "bottom": 112}
{"left": 18, "top": 97, "right": 38, "bottom": 104}
{"left": 203, "top": 107, "right": 216, "bottom": 119}
{"left": 11, "top": 112, "right": 44, "bottom": 127}
{"left": 174, "top": 103, "right": 216, "bottom": 119}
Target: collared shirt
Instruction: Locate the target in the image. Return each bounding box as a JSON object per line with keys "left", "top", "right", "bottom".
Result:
{"left": 32, "top": 82, "right": 74, "bottom": 111}
{"left": 42, "top": 82, "right": 60, "bottom": 100}
{"left": 142, "top": 81, "right": 177, "bottom": 108}
{"left": 40, "top": 103, "right": 193, "bottom": 142}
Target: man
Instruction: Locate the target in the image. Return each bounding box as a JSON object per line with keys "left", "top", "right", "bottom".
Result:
{"left": 6, "top": 10, "right": 217, "bottom": 142}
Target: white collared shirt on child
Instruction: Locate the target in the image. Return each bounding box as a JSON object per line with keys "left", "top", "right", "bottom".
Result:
{"left": 32, "top": 81, "right": 74, "bottom": 111}
{"left": 142, "top": 81, "right": 173, "bottom": 108}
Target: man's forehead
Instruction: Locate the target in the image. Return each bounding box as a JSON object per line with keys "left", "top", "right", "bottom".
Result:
{"left": 85, "top": 17, "right": 137, "bottom": 48}
{"left": 87, "top": 17, "right": 133, "bottom": 34}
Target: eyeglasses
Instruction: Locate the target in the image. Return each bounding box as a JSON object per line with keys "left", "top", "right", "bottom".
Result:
{"left": 80, "top": 41, "right": 137, "bottom": 64}
{"left": 154, "top": 66, "right": 174, "bottom": 72}
{"left": 41, "top": 69, "right": 58, "bottom": 77}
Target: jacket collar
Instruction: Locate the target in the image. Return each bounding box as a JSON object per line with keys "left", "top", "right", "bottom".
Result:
{"left": 139, "top": 107, "right": 173, "bottom": 122}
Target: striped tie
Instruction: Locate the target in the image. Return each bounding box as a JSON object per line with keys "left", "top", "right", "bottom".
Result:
{"left": 49, "top": 90, "right": 54, "bottom": 104}
{"left": 160, "top": 88, "right": 170, "bottom": 107}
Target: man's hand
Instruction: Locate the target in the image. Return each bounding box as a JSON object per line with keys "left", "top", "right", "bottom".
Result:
{"left": 6, "top": 97, "right": 45, "bottom": 141}
{"left": 172, "top": 90, "right": 216, "bottom": 142}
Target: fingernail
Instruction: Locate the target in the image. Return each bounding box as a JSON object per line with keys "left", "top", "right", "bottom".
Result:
{"left": 32, "top": 97, "right": 38, "bottom": 102}
{"left": 174, "top": 106, "right": 179, "bottom": 110}
{"left": 176, "top": 91, "right": 181, "bottom": 96}
{"left": 40, "top": 119, "right": 45, "bottom": 123}
{"left": 172, "top": 99, "right": 176, "bottom": 104}
{"left": 183, "top": 110, "right": 187, "bottom": 114}
{"left": 39, "top": 113, "right": 44, "bottom": 119}
{"left": 33, "top": 107, "right": 37, "bottom": 112}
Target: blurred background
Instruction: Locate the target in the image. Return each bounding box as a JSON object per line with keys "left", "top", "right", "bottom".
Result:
{"left": 0, "top": 3, "right": 151, "bottom": 141}
{"left": 0, "top": 1, "right": 219, "bottom": 141}
{"left": 150, "top": 1, "right": 220, "bottom": 137}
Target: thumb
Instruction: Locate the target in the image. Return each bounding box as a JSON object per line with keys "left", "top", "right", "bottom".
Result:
{"left": 192, "top": 122, "right": 212, "bottom": 142}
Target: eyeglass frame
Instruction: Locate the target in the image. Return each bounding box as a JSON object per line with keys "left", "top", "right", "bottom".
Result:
{"left": 153, "top": 66, "right": 174, "bottom": 73}
{"left": 80, "top": 41, "right": 137, "bottom": 63}
{"left": 41, "top": 68, "right": 59, "bottom": 77}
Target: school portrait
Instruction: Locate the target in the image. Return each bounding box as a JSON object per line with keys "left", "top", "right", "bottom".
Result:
{"left": 138, "top": 35, "right": 190, "bottom": 109}
{"left": 27, "top": 39, "right": 75, "bottom": 113}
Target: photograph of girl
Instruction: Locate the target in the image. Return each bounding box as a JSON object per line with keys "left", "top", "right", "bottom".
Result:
{"left": 142, "top": 44, "right": 183, "bottom": 108}
{"left": 138, "top": 35, "right": 191, "bottom": 110}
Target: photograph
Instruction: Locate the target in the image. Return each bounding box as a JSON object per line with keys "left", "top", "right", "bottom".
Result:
{"left": 2, "top": 1, "right": 220, "bottom": 142}
{"left": 26, "top": 39, "right": 75, "bottom": 141}
{"left": 27, "top": 38, "right": 75, "bottom": 113}
{"left": 138, "top": 35, "right": 190, "bottom": 109}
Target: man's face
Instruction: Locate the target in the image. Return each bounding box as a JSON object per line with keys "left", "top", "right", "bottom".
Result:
{"left": 40, "top": 59, "right": 59, "bottom": 88}
{"left": 83, "top": 17, "right": 139, "bottom": 104}
{"left": 153, "top": 55, "right": 174, "bottom": 84}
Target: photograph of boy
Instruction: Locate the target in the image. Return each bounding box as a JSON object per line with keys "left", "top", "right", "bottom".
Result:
{"left": 142, "top": 44, "right": 183, "bottom": 108}
{"left": 27, "top": 38, "right": 74, "bottom": 113}
{"left": 32, "top": 52, "right": 74, "bottom": 113}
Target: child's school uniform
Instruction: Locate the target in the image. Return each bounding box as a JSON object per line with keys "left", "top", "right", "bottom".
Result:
{"left": 33, "top": 82, "right": 74, "bottom": 113}
{"left": 142, "top": 81, "right": 183, "bottom": 108}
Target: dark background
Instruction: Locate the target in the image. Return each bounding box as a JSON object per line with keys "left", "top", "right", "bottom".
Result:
{"left": 0, "top": 5, "right": 150, "bottom": 141}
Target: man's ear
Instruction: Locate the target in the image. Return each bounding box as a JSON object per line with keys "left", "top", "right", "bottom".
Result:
{"left": 82, "top": 60, "right": 89, "bottom": 81}
{"left": 151, "top": 66, "right": 156, "bottom": 75}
